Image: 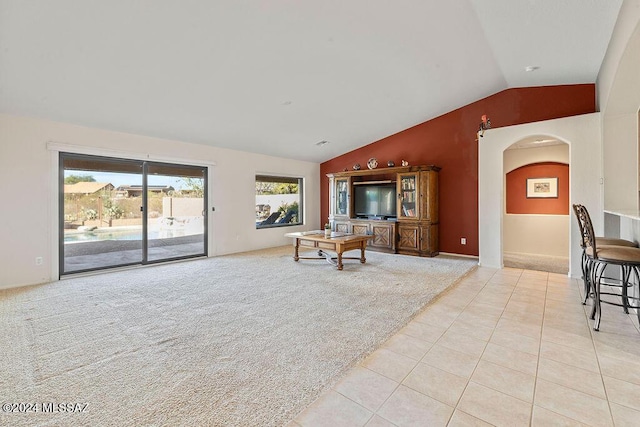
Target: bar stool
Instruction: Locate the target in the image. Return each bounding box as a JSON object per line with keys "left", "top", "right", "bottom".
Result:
{"left": 577, "top": 204, "right": 640, "bottom": 330}
{"left": 572, "top": 204, "right": 637, "bottom": 305}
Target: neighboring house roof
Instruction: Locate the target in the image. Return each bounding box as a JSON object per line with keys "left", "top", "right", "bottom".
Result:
{"left": 116, "top": 185, "right": 174, "bottom": 193}
{"left": 64, "top": 182, "right": 114, "bottom": 194}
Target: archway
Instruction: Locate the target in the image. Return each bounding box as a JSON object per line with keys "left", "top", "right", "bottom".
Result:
{"left": 478, "top": 113, "right": 602, "bottom": 278}
{"left": 502, "top": 137, "right": 570, "bottom": 274}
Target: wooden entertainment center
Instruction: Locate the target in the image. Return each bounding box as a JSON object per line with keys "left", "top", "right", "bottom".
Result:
{"left": 327, "top": 164, "right": 440, "bottom": 257}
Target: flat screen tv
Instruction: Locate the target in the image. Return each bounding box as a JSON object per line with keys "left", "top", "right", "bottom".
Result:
{"left": 354, "top": 184, "right": 396, "bottom": 218}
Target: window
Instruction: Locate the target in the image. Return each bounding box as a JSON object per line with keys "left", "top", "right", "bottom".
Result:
{"left": 255, "top": 175, "right": 303, "bottom": 228}
{"left": 61, "top": 153, "right": 207, "bottom": 275}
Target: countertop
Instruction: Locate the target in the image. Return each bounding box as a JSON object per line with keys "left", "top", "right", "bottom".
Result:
{"left": 604, "top": 209, "right": 640, "bottom": 220}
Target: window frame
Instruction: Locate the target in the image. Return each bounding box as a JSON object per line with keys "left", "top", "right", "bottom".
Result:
{"left": 60, "top": 152, "right": 208, "bottom": 275}
{"left": 255, "top": 175, "right": 303, "bottom": 229}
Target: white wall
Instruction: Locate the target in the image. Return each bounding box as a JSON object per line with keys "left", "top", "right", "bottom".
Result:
{"left": 479, "top": 113, "right": 602, "bottom": 277}
{"left": 503, "top": 216, "right": 569, "bottom": 257}
{"left": 598, "top": 1, "right": 640, "bottom": 211}
{"left": 503, "top": 144, "right": 570, "bottom": 257}
{"left": 603, "top": 110, "right": 639, "bottom": 211}
{"left": 0, "top": 114, "right": 320, "bottom": 289}
{"left": 480, "top": 1, "right": 639, "bottom": 277}
{"left": 503, "top": 144, "right": 569, "bottom": 174}
{"left": 598, "top": 1, "right": 640, "bottom": 251}
{"left": 596, "top": 0, "right": 640, "bottom": 113}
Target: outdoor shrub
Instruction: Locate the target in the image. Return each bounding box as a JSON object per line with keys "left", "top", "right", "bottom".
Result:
{"left": 105, "top": 205, "right": 124, "bottom": 219}
{"left": 84, "top": 208, "right": 98, "bottom": 220}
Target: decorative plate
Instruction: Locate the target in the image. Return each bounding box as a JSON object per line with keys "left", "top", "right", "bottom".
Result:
{"left": 367, "top": 158, "right": 378, "bottom": 170}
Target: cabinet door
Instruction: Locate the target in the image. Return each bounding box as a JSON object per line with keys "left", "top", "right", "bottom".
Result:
{"left": 371, "top": 223, "right": 394, "bottom": 250}
{"left": 420, "top": 223, "right": 439, "bottom": 256}
{"left": 397, "top": 173, "right": 420, "bottom": 219}
{"left": 334, "top": 177, "right": 350, "bottom": 217}
{"left": 334, "top": 221, "right": 350, "bottom": 233}
{"left": 352, "top": 223, "right": 369, "bottom": 235}
{"left": 397, "top": 223, "right": 420, "bottom": 252}
{"left": 420, "top": 170, "right": 438, "bottom": 223}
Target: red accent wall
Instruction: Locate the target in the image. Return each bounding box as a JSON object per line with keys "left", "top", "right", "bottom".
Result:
{"left": 506, "top": 162, "right": 570, "bottom": 215}
{"left": 320, "top": 84, "right": 595, "bottom": 256}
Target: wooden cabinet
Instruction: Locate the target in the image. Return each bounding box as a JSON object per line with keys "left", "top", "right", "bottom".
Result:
{"left": 371, "top": 222, "right": 395, "bottom": 251}
{"left": 396, "top": 168, "right": 439, "bottom": 256}
{"left": 327, "top": 164, "right": 439, "bottom": 257}
{"left": 397, "top": 222, "right": 419, "bottom": 252}
{"left": 329, "top": 219, "right": 396, "bottom": 253}
{"left": 397, "top": 222, "right": 438, "bottom": 257}
{"left": 350, "top": 219, "right": 396, "bottom": 252}
{"left": 398, "top": 173, "right": 419, "bottom": 219}
{"left": 397, "top": 169, "right": 439, "bottom": 222}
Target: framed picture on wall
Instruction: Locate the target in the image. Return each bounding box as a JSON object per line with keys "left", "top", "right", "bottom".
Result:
{"left": 526, "top": 177, "right": 558, "bottom": 198}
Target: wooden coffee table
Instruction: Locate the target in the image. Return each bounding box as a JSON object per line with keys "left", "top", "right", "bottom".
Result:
{"left": 284, "top": 231, "right": 374, "bottom": 270}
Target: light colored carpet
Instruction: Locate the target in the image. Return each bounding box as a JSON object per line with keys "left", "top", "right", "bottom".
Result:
{"left": 503, "top": 251, "right": 569, "bottom": 275}
{"left": 0, "top": 246, "right": 476, "bottom": 426}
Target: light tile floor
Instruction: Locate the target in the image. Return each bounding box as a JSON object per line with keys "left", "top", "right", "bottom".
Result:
{"left": 291, "top": 266, "right": 640, "bottom": 427}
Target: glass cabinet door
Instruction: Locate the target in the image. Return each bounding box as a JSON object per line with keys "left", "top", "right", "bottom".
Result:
{"left": 397, "top": 173, "right": 419, "bottom": 219}
{"left": 335, "top": 178, "right": 349, "bottom": 216}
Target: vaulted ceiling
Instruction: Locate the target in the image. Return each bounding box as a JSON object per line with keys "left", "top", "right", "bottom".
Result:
{"left": 0, "top": 0, "right": 623, "bottom": 163}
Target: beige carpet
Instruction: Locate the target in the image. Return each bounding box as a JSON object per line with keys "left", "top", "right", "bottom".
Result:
{"left": 0, "top": 246, "right": 476, "bottom": 426}
{"left": 503, "top": 251, "right": 569, "bottom": 275}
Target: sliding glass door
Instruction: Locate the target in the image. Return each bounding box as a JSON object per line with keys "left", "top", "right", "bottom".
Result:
{"left": 146, "top": 163, "right": 206, "bottom": 262}
{"left": 60, "top": 153, "right": 207, "bottom": 275}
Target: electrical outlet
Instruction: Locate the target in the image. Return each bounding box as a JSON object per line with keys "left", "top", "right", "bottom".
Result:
{"left": 460, "top": 238, "right": 466, "bottom": 245}
{"left": 35, "top": 257, "right": 43, "bottom": 265}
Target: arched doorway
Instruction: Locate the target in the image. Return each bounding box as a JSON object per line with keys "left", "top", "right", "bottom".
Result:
{"left": 502, "top": 137, "right": 570, "bottom": 274}
{"left": 478, "top": 113, "right": 602, "bottom": 278}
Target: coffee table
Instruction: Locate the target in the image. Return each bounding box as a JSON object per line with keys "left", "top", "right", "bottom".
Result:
{"left": 284, "top": 231, "right": 374, "bottom": 270}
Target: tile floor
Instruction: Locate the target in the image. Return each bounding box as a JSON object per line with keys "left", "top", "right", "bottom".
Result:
{"left": 290, "top": 266, "right": 640, "bottom": 426}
